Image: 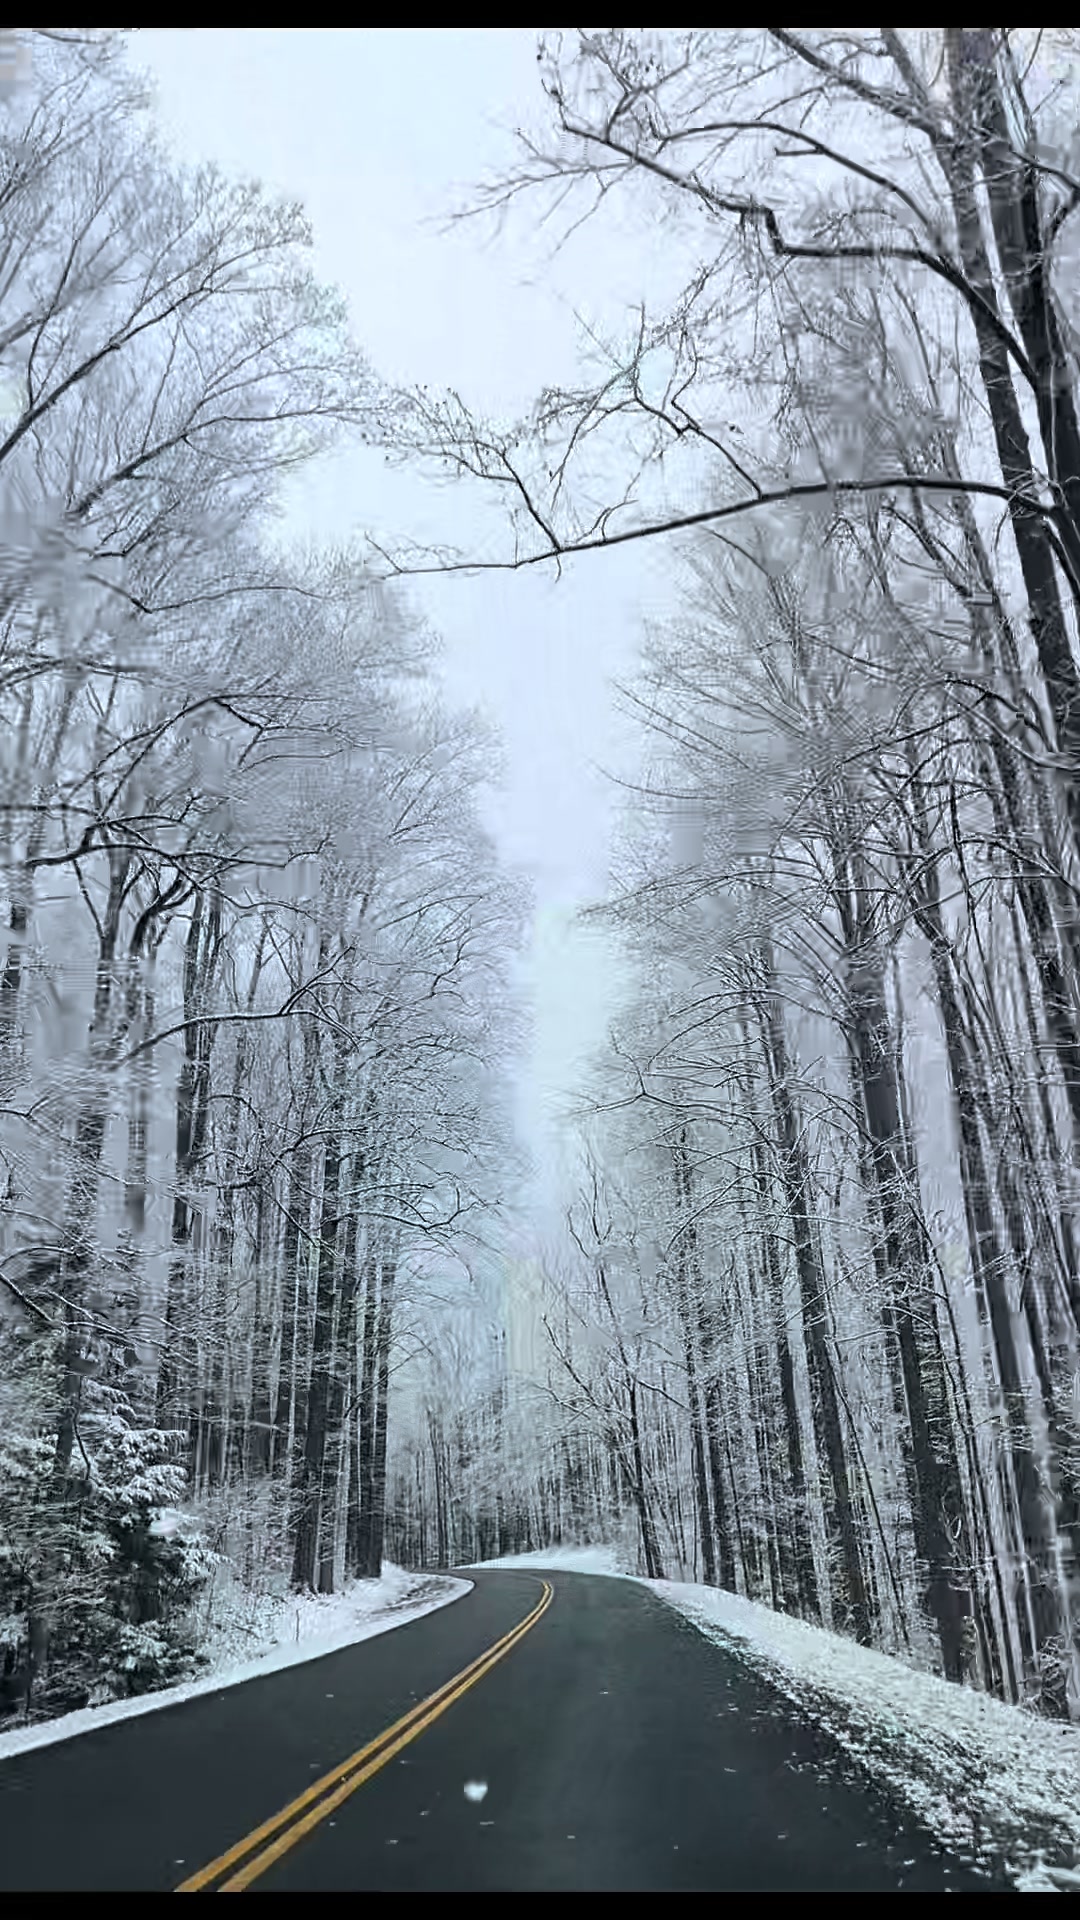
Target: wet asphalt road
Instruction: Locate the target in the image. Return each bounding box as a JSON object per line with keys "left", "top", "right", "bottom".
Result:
{"left": 0, "top": 1567, "right": 1007, "bottom": 1891}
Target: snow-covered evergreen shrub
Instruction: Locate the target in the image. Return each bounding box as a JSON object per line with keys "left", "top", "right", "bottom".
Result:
{"left": 0, "top": 1369, "right": 214, "bottom": 1722}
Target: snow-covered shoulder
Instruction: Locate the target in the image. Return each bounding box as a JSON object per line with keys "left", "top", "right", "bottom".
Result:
{"left": 648, "top": 1576, "right": 1080, "bottom": 1894}
{"left": 0, "top": 1565, "right": 471, "bottom": 1764}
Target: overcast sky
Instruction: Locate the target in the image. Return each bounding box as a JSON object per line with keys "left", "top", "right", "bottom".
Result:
{"left": 132, "top": 27, "right": 676, "bottom": 1216}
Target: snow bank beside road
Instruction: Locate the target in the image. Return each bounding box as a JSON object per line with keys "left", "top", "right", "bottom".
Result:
{"left": 0, "top": 1563, "right": 471, "bottom": 1763}
{"left": 650, "top": 1578, "right": 1080, "bottom": 1893}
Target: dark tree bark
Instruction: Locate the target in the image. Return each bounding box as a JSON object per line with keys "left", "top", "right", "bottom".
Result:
{"left": 156, "top": 889, "right": 221, "bottom": 1444}
{"left": 671, "top": 1146, "right": 718, "bottom": 1588}
{"left": 290, "top": 1110, "right": 344, "bottom": 1592}
{"left": 913, "top": 851, "right": 1072, "bottom": 1716}
{"left": 353, "top": 1242, "right": 382, "bottom": 1578}
{"left": 832, "top": 844, "right": 973, "bottom": 1682}
{"left": 747, "top": 1129, "right": 820, "bottom": 1618}
{"left": 756, "top": 942, "right": 873, "bottom": 1644}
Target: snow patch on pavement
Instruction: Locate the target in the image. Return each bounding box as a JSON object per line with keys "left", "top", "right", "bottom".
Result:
{"left": 0, "top": 1563, "right": 471, "bottom": 1762}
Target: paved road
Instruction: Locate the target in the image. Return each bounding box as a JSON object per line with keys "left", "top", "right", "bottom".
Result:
{"left": 0, "top": 1568, "right": 1007, "bottom": 1891}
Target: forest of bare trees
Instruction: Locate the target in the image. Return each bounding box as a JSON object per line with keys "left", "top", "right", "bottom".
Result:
{"left": 384, "top": 30, "right": 1080, "bottom": 1726}
{"left": 7, "top": 27, "right": 1080, "bottom": 1744}
{"left": 0, "top": 31, "right": 521, "bottom": 1723}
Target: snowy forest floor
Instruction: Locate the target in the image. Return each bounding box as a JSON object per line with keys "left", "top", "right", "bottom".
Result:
{"left": 0, "top": 1564, "right": 471, "bottom": 1763}
{"left": 475, "top": 1547, "right": 1080, "bottom": 1892}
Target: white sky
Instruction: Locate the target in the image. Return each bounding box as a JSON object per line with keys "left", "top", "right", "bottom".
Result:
{"left": 131, "top": 27, "right": 673, "bottom": 1211}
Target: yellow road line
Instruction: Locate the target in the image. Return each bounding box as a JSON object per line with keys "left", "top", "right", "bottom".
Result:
{"left": 175, "top": 1579, "right": 553, "bottom": 1894}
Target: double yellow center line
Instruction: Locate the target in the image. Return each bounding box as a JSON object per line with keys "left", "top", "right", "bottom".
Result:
{"left": 175, "top": 1579, "right": 553, "bottom": 1892}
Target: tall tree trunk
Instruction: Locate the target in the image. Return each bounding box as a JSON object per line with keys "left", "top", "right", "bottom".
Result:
{"left": 835, "top": 884, "right": 972, "bottom": 1682}
{"left": 703, "top": 1377, "right": 738, "bottom": 1592}
{"left": 290, "top": 1113, "right": 343, "bottom": 1592}
{"left": 943, "top": 33, "right": 1080, "bottom": 860}
{"left": 429, "top": 1409, "right": 448, "bottom": 1568}
{"left": 318, "top": 1238, "right": 359, "bottom": 1594}
{"left": 672, "top": 1238, "right": 717, "bottom": 1583}
{"left": 273, "top": 1143, "right": 310, "bottom": 1477}
{"left": 270, "top": 974, "right": 324, "bottom": 1476}
{"left": 365, "top": 1253, "right": 395, "bottom": 1578}
{"left": 247, "top": 1185, "right": 275, "bottom": 1476}
{"left": 756, "top": 942, "right": 872, "bottom": 1643}
{"left": 746, "top": 1122, "right": 820, "bottom": 1618}
{"left": 156, "top": 890, "right": 221, "bottom": 1442}
{"left": 353, "top": 1242, "right": 382, "bottom": 1578}
{"left": 915, "top": 867, "right": 1072, "bottom": 1716}
{"left": 54, "top": 845, "right": 140, "bottom": 1482}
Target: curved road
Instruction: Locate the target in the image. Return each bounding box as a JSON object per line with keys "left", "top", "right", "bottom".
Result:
{"left": 0, "top": 1568, "right": 1004, "bottom": 1892}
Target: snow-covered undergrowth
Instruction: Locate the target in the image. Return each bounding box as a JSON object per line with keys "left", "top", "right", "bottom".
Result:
{"left": 474, "top": 1547, "right": 1080, "bottom": 1891}
{"left": 0, "top": 1561, "right": 470, "bottom": 1763}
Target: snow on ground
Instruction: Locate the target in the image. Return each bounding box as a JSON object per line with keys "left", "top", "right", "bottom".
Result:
{"left": 471, "top": 1547, "right": 1080, "bottom": 1891}
{"left": 648, "top": 1578, "right": 1080, "bottom": 1892}
{"left": 0, "top": 1563, "right": 471, "bottom": 1763}
{"left": 465, "top": 1543, "right": 630, "bottom": 1578}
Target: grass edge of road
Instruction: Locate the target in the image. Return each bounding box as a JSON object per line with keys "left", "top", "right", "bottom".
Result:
{"left": 0, "top": 1571, "right": 473, "bottom": 1767}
